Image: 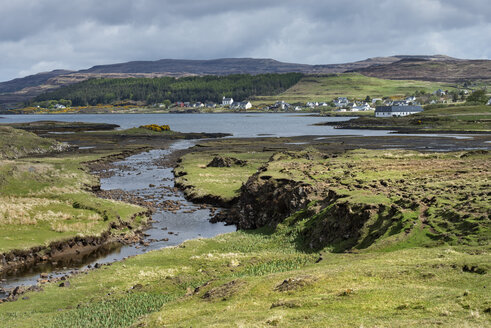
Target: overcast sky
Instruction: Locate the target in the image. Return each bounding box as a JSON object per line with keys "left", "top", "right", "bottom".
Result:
{"left": 1, "top": 0, "right": 490, "bottom": 82}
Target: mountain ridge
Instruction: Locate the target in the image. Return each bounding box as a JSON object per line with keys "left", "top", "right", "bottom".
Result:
{"left": 0, "top": 55, "right": 487, "bottom": 108}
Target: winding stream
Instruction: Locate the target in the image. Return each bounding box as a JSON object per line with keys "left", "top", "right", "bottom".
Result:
{"left": 0, "top": 140, "right": 235, "bottom": 296}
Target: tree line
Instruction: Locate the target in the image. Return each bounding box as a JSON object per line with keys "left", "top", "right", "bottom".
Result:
{"left": 32, "top": 73, "right": 303, "bottom": 106}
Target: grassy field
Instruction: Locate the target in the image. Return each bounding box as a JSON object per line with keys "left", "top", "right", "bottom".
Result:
{"left": 1, "top": 131, "right": 489, "bottom": 327}
{"left": 331, "top": 105, "right": 491, "bottom": 132}
{"left": 0, "top": 126, "right": 66, "bottom": 159}
{"left": 253, "top": 73, "right": 455, "bottom": 104}
{"left": 175, "top": 151, "right": 273, "bottom": 203}
{"left": 0, "top": 128, "right": 146, "bottom": 255}
{"left": 0, "top": 231, "right": 489, "bottom": 327}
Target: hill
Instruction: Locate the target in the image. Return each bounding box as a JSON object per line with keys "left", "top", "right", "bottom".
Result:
{"left": 32, "top": 73, "right": 304, "bottom": 106}
{"left": 0, "top": 126, "right": 69, "bottom": 159}
{"left": 254, "top": 73, "right": 455, "bottom": 104}
{"left": 353, "top": 58, "right": 491, "bottom": 82}
{"left": 0, "top": 55, "right": 464, "bottom": 108}
{"left": 0, "top": 70, "right": 73, "bottom": 94}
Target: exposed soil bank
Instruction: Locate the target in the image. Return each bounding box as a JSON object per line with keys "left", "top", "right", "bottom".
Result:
{"left": 176, "top": 136, "right": 490, "bottom": 254}
{"left": 0, "top": 210, "right": 149, "bottom": 279}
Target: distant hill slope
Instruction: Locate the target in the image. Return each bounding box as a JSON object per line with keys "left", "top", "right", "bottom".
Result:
{"left": 353, "top": 59, "right": 491, "bottom": 82}
{"left": 254, "top": 73, "right": 454, "bottom": 103}
{"left": 0, "top": 55, "right": 483, "bottom": 108}
{"left": 0, "top": 70, "right": 73, "bottom": 94}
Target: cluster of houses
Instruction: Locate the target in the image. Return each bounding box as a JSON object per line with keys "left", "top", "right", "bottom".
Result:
{"left": 173, "top": 97, "right": 252, "bottom": 110}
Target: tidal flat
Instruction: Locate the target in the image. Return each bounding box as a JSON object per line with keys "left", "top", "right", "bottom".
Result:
{"left": 0, "top": 122, "right": 490, "bottom": 327}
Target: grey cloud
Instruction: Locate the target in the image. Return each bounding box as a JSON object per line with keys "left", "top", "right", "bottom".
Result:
{"left": 0, "top": 0, "right": 490, "bottom": 81}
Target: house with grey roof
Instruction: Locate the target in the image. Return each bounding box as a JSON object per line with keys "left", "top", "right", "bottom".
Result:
{"left": 222, "top": 97, "right": 234, "bottom": 106}
{"left": 231, "top": 101, "right": 252, "bottom": 110}
{"left": 375, "top": 105, "right": 423, "bottom": 117}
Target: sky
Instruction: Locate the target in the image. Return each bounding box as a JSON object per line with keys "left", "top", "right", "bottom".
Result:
{"left": 1, "top": 0, "right": 490, "bottom": 82}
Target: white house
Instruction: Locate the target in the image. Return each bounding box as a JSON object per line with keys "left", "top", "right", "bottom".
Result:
{"left": 306, "top": 101, "right": 318, "bottom": 108}
{"left": 375, "top": 105, "right": 423, "bottom": 117}
{"left": 222, "top": 97, "right": 234, "bottom": 106}
{"left": 231, "top": 101, "right": 252, "bottom": 110}
{"left": 54, "top": 104, "right": 66, "bottom": 109}
{"left": 352, "top": 103, "right": 371, "bottom": 111}
{"left": 333, "top": 97, "right": 349, "bottom": 107}
{"left": 434, "top": 89, "right": 446, "bottom": 97}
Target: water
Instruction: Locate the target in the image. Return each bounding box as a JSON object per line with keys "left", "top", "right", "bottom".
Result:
{"left": 1, "top": 113, "right": 386, "bottom": 137}
{"left": 0, "top": 140, "right": 234, "bottom": 295}
{"left": 2, "top": 113, "right": 487, "bottom": 140}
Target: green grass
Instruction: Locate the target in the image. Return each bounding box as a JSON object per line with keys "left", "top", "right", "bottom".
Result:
{"left": 0, "top": 153, "right": 145, "bottom": 254}
{"left": 254, "top": 73, "right": 455, "bottom": 104}
{"left": 335, "top": 105, "right": 491, "bottom": 132}
{"left": 0, "top": 127, "right": 64, "bottom": 159}
{"left": 0, "top": 140, "right": 489, "bottom": 327}
{"left": 175, "top": 151, "right": 273, "bottom": 202}
{"left": 0, "top": 227, "right": 489, "bottom": 327}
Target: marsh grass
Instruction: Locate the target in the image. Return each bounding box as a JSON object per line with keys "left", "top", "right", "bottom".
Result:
{"left": 0, "top": 154, "right": 144, "bottom": 253}
{"left": 175, "top": 151, "right": 273, "bottom": 201}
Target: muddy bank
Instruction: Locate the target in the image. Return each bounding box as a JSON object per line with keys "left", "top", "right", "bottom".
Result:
{"left": 0, "top": 210, "right": 150, "bottom": 281}
{"left": 0, "top": 120, "right": 120, "bottom": 132}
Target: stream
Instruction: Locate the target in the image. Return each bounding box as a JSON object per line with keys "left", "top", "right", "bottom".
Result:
{"left": 0, "top": 140, "right": 235, "bottom": 297}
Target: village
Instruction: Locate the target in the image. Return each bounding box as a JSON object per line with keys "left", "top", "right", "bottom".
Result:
{"left": 20, "top": 86, "right": 489, "bottom": 117}
{"left": 168, "top": 87, "right": 488, "bottom": 117}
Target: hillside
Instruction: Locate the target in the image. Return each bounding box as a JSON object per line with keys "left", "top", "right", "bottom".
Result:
{"left": 254, "top": 73, "right": 455, "bottom": 103}
{"left": 0, "top": 55, "right": 464, "bottom": 108}
{"left": 0, "top": 70, "right": 73, "bottom": 94}
{"left": 0, "top": 126, "right": 69, "bottom": 159}
{"left": 353, "top": 58, "right": 491, "bottom": 82}
{"left": 32, "top": 73, "right": 303, "bottom": 106}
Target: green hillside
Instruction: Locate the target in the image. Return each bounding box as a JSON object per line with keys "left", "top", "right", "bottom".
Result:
{"left": 254, "top": 73, "right": 456, "bottom": 103}
{"left": 32, "top": 73, "right": 303, "bottom": 106}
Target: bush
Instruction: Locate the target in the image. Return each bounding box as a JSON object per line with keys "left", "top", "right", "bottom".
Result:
{"left": 466, "top": 90, "right": 489, "bottom": 104}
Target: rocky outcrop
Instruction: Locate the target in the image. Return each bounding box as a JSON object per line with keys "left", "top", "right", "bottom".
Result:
{"left": 224, "top": 171, "right": 317, "bottom": 229}
{"left": 206, "top": 156, "right": 247, "bottom": 168}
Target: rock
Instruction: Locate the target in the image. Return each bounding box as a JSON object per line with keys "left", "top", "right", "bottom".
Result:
{"left": 207, "top": 156, "right": 247, "bottom": 168}
{"left": 59, "top": 281, "right": 70, "bottom": 288}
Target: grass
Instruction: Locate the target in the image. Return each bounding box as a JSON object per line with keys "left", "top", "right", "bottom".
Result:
{"left": 0, "top": 127, "right": 65, "bottom": 159}
{"left": 0, "top": 227, "right": 489, "bottom": 327}
{"left": 333, "top": 104, "right": 491, "bottom": 132}
{"left": 174, "top": 145, "right": 490, "bottom": 252}
{"left": 254, "top": 73, "right": 455, "bottom": 104}
{"left": 0, "top": 136, "right": 489, "bottom": 327}
{"left": 175, "top": 150, "right": 273, "bottom": 202}
{"left": 0, "top": 138, "right": 146, "bottom": 254}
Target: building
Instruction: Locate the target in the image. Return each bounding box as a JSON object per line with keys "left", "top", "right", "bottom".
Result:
{"left": 222, "top": 97, "right": 234, "bottom": 106}
{"left": 333, "top": 97, "right": 349, "bottom": 107}
{"left": 375, "top": 105, "right": 423, "bottom": 117}
{"left": 231, "top": 101, "right": 252, "bottom": 110}
{"left": 351, "top": 103, "right": 371, "bottom": 111}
